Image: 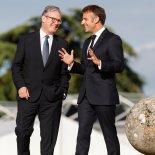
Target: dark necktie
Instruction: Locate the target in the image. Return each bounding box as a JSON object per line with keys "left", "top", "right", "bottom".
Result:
{"left": 90, "top": 35, "right": 96, "bottom": 49}
{"left": 42, "top": 35, "right": 49, "bottom": 66}
{"left": 88, "top": 35, "right": 96, "bottom": 58}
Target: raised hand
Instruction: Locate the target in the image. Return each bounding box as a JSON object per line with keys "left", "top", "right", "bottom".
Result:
{"left": 88, "top": 48, "right": 101, "bottom": 65}
{"left": 59, "top": 48, "right": 74, "bottom": 66}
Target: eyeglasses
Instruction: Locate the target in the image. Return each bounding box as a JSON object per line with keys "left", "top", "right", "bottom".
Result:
{"left": 45, "top": 15, "right": 62, "bottom": 24}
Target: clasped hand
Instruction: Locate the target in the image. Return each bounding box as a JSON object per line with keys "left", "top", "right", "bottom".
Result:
{"left": 18, "top": 87, "right": 30, "bottom": 100}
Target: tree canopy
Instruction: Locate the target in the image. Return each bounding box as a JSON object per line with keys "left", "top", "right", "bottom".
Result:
{"left": 0, "top": 9, "right": 145, "bottom": 100}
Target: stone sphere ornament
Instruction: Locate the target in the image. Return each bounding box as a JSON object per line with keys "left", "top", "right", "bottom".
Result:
{"left": 125, "top": 97, "right": 155, "bottom": 155}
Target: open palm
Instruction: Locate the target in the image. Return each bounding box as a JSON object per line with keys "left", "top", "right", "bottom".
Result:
{"left": 59, "top": 48, "right": 74, "bottom": 65}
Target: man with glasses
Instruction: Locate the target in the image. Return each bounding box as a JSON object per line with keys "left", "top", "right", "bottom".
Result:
{"left": 59, "top": 5, "right": 124, "bottom": 155}
{"left": 12, "top": 5, "right": 70, "bottom": 155}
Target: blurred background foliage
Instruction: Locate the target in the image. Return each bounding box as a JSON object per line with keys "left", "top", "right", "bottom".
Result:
{"left": 0, "top": 9, "right": 145, "bottom": 101}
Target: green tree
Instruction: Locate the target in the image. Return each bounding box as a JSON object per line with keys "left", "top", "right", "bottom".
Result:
{"left": 0, "top": 42, "right": 16, "bottom": 100}
{"left": 0, "top": 9, "right": 144, "bottom": 100}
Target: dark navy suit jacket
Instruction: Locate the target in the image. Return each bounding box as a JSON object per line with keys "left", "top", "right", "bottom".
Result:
{"left": 12, "top": 31, "right": 70, "bottom": 102}
{"left": 71, "top": 29, "right": 124, "bottom": 105}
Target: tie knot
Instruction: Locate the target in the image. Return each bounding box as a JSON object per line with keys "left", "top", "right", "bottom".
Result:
{"left": 91, "top": 35, "right": 96, "bottom": 40}
{"left": 45, "top": 35, "right": 49, "bottom": 40}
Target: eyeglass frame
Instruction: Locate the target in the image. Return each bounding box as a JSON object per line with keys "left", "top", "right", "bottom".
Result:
{"left": 45, "top": 15, "right": 62, "bottom": 24}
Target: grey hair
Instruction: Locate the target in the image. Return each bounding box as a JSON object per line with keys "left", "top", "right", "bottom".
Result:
{"left": 42, "top": 5, "right": 61, "bottom": 16}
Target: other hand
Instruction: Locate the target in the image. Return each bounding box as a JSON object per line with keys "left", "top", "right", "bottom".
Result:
{"left": 88, "top": 48, "right": 101, "bottom": 65}
{"left": 18, "top": 87, "right": 30, "bottom": 100}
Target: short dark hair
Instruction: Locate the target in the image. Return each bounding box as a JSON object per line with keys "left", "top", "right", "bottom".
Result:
{"left": 82, "top": 5, "right": 106, "bottom": 25}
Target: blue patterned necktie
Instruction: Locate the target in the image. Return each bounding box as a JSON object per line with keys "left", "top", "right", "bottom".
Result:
{"left": 42, "top": 35, "right": 49, "bottom": 66}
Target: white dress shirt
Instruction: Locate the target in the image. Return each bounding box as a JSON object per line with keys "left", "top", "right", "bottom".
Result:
{"left": 89, "top": 26, "right": 105, "bottom": 48}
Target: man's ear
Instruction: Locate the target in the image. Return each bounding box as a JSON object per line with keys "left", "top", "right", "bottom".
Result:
{"left": 94, "top": 16, "right": 100, "bottom": 24}
{"left": 42, "top": 15, "right": 46, "bottom": 23}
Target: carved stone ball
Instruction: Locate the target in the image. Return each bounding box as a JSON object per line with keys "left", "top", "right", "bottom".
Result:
{"left": 125, "top": 97, "right": 155, "bottom": 155}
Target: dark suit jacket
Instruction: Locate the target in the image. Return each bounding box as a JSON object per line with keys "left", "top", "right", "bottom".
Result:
{"left": 12, "top": 31, "right": 70, "bottom": 102}
{"left": 71, "top": 29, "right": 124, "bottom": 105}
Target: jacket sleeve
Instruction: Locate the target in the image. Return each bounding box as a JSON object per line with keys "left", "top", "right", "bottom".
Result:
{"left": 12, "top": 36, "right": 26, "bottom": 90}
{"left": 70, "top": 59, "right": 85, "bottom": 75}
{"left": 59, "top": 42, "right": 71, "bottom": 99}
{"left": 70, "top": 40, "right": 87, "bottom": 74}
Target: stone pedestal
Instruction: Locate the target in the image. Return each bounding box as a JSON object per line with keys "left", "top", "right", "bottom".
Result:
{"left": 125, "top": 97, "right": 155, "bottom": 155}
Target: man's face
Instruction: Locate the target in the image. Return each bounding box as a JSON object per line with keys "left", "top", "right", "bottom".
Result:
{"left": 81, "top": 11, "right": 97, "bottom": 33}
{"left": 42, "top": 10, "right": 62, "bottom": 35}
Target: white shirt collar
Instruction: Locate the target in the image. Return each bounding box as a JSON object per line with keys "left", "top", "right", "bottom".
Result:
{"left": 91, "top": 26, "right": 105, "bottom": 46}
{"left": 40, "top": 29, "right": 53, "bottom": 39}
{"left": 94, "top": 26, "right": 106, "bottom": 38}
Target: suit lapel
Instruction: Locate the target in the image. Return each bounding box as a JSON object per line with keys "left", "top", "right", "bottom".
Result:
{"left": 93, "top": 28, "right": 108, "bottom": 51}
{"left": 84, "top": 29, "right": 108, "bottom": 59}
{"left": 45, "top": 35, "right": 58, "bottom": 67}
{"left": 83, "top": 39, "right": 90, "bottom": 60}
{"left": 34, "top": 32, "right": 44, "bottom": 67}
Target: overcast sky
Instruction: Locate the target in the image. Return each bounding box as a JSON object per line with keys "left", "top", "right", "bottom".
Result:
{"left": 0, "top": 0, "right": 155, "bottom": 95}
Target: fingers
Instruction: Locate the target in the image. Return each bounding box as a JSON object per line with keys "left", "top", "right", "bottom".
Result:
{"left": 59, "top": 48, "right": 73, "bottom": 55}
{"left": 88, "top": 48, "right": 95, "bottom": 57}
{"left": 58, "top": 50, "right": 64, "bottom": 58}
{"left": 58, "top": 48, "right": 67, "bottom": 56}
{"left": 87, "top": 57, "right": 95, "bottom": 61}
{"left": 18, "top": 87, "right": 30, "bottom": 100}
{"left": 18, "top": 88, "right": 25, "bottom": 98}
{"left": 58, "top": 53, "right": 63, "bottom": 59}
{"left": 87, "top": 48, "right": 100, "bottom": 65}
{"left": 25, "top": 89, "right": 30, "bottom": 100}
{"left": 58, "top": 48, "right": 66, "bottom": 59}
{"left": 87, "top": 57, "right": 92, "bottom": 60}
{"left": 88, "top": 48, "right": 95, "bottom": 59}
{"left": 61, "top": 48, "right": 67, "bottom": 53}
{"left": 58, "top": 48, "right": 67, "bottom": 54}
{"left": 58, "top": 49, "right": 74, "bottom": 60}
{"left": 58, "top": 48, "right": 68, "bottom": 59}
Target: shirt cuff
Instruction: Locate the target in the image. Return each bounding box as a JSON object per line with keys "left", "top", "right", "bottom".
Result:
{"left": 98, "top": 60, "right": 102, "bottom": 70}
{"left": 68, "top": 62, "right": 74, "bottom": 71}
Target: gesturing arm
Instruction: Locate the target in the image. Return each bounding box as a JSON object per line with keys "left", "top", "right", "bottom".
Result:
{"left": 59, "top": 48, "right": 85, "bottom": 74}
